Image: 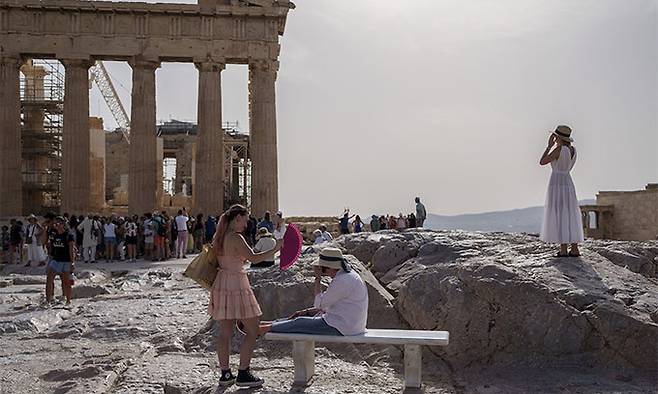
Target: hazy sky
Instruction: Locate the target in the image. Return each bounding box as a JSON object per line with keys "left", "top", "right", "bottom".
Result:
{"left": 90, "top": 0, "right": 658, "bottom": 216}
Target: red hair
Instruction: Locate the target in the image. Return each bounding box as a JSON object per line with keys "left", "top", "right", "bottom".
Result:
{"left": 214, "top": 204, "right": 248, "bottom": 256}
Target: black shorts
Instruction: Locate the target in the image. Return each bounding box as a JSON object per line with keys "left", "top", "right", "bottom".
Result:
{"left": 125, "top": 235, "right": 138, "bottom": 245}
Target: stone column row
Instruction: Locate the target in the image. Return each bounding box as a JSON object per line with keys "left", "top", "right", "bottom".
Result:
{"left": 248, "top": 60, "right": 279, "bottom": 218}
{"left": 128, "top": 59, "right": 160, "bottom": 215}
{"left": 193, "top": 61, "right": 225, "bottom": 216}
{"left": 61, "top": 59, "right": 94, "bottom": 214}
{"left": 0, "top": 56, "right": 22, "bottom": 217}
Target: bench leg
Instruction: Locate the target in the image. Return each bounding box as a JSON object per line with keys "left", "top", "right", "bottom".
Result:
{"left": 404, "top": 344, "right": 422, "bottom": 389}
{"left": 292, "top": 340, "right": 315, "bottom": 386}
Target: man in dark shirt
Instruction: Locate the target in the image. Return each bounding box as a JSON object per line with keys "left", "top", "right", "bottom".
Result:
{"left": 46, "top": 216, "right": 75, "bottom": 305}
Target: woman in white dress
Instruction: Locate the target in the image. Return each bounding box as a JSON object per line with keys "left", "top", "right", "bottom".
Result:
{"left": 539, "top": 125, "right": 584, "bottom": 257}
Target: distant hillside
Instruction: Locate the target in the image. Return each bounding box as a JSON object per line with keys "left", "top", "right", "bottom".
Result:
{"left": 425, "top": 200, "right": 595, "bottom": 234}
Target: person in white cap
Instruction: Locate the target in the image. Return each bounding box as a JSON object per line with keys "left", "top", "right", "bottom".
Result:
{"left": 539, "top": 125, "right": 584, "bottom": 257}
{"left": 258, "top": 247, "right": 369, "bottom": 336}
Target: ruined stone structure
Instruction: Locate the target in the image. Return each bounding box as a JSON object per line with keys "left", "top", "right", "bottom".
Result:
{"left": 581, "top": 184, "right": 658, "bottom": 241}
{"left": 0, "top": 0, "right": 293, "bottom": 216}
{"left": 106, "top": 120, "right": 250, "bottom": 216}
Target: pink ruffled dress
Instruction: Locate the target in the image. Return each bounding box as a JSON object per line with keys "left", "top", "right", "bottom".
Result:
{"left": 208, "top": 254, "right": 262, "bottom": 321}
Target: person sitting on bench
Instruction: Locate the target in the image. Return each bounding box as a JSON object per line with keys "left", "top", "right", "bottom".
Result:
{"left": 259, "top": 247, "right": 369, "bottom": 336}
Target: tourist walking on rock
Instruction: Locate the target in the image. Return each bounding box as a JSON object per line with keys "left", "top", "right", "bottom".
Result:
{"left": 339, "top": 210, "right": 355, "bottom": 235}
{"left": 174, "top": 208, "right": 189, "bottom": 259}
{"left": 209, "top": 204, "right": 282, "bottom": 388}
{"left": 353, "top": 215, "right": 365, "bottom": 233}
{"left": 415, "top": 197, "right": 427, "bottom": 228}
{"left": 153, "top": 212, "right": 167, "bottom": 261}
{"left": 125, "top": 217, "right": 138, "bottom": 262}
{"left": 194, "top": 214, "right": 205, "bottom": 252}
{"left": 396, "top": 214, "right": 407, "bottom": 230}
{"left": 25, "top": 214, "right": 46, "bottom": 267}
{"left": 45, "top": 216, "right": 75, "bottom": 306}
{"left": 370, "top": 215, "right": 380, "bottom": 232}
{"left": 539, "top": 125, "right": 584, "bottom": 257}
{"left": 116, "top": 217, "right": 126, "bottom": 261}
{"left": 103, "top": 218, "right": 117, "bottom": 262}
{"left": 205, "top": 215, "right": 216, "bottom": 246}
{"left": 143, "top": 213, "right": 155, "bottom": 260}
{"left": 258, "top": 248, "right": 368, "bottom": 336}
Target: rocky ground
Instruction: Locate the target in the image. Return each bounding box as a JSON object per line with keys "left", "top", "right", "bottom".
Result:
{"left": 1, "top": 229, "right": 657, "bottom": 393}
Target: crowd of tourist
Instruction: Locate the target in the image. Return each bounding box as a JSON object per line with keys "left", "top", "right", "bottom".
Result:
{"left": 334, "top": 197, "right": 428, "bottom": 236}
{"left": 0, "top": 208, "right": 291, "bottom": 266}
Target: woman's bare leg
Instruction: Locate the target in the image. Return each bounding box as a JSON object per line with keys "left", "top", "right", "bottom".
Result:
{"left": 60, "top": 272, "right": 71, "bottom": 303}
{"left": 239, "top": 317, "right": 260, "bottom": 369}
{"left": 569, "top": 243, "right": 580, "bottom": 255}
{"left": 45, "top": 269, "right": 55, "bottom": 302}
{"left": 217, "top": 319, "right": 234, "bottom": 370}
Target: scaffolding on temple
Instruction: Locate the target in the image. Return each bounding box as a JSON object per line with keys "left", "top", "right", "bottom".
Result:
{"left": 20, "top": 59, "right": 64, "bottom": 214}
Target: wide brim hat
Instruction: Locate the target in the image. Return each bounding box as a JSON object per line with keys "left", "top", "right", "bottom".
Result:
{"left": 312, "top": 247, "right": 345, "bottom": 270}
{"left": 552, "top": 125, "right": 573, "bottom": 142}
{"left": 27, "top": 214, "right": 37, "bottom": 221}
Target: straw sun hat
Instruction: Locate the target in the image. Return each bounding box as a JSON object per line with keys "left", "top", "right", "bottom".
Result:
{"left": 552, "top": 125, "right": 573, "bottom": 142}
{"left": 312, "top": 248, "right": 346, "bottom": 270}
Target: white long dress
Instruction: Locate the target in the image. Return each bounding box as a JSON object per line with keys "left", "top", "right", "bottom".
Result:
{"left": 540, "top": 145, "right": 585, "bottom": 244}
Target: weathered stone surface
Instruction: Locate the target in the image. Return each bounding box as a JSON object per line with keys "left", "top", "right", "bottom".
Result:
{"left": 72, "top": 284, "right": 111, "bottom": 299}
{"left": 335, "top": 230, "right": 658, "bottom": 373}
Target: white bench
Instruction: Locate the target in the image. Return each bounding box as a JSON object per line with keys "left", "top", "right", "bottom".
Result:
{"left": 264, "top": 329, "right": 449, "bottom": 389}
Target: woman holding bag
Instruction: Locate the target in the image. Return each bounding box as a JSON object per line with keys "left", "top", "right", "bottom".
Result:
{"left": 208, "top": 204, "right": 282, "bottom": 388}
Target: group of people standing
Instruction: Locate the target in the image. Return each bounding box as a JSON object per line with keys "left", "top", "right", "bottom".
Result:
{"left": 1, "top": 210, "right": 221, "bottom": 266}
{"left": 337, "top": 197, "right": 427, "bottom": 234}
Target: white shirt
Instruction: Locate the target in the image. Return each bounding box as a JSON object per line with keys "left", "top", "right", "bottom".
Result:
{"left": 254, "top": 236, "right": 276, "bottom": 254}
{"left": 273, "top": 224, "right": 286, "bottom": 240}
{"left": 321, "top": 231, "right": 333, "bottom": 242}
{"left": 104, "top": 223, "right": 116, "bottom": 237}
{"left": 175, "top": 215, "right": 189, "bottom": 232}
{"left": 314, "top": 270, "right": 369, "bottom": 336}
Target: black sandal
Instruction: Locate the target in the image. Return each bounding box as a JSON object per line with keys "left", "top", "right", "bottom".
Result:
{"left": 568, "top": 252, "right": 581, "bottom": 257}
{"left": 555, "top": 253, "right": 569, "bottom": 258}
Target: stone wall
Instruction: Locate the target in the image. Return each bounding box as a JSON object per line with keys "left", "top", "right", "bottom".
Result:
{"left": 596, "top": 184, "right": 658, "bottom": 241}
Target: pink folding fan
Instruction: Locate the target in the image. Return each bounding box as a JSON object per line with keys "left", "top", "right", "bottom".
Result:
{"left": 279, "top": 223, "right": 303, "bottom": 270}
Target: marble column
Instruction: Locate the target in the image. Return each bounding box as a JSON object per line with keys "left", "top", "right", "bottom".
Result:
{"left": 128, "top": 59, "right": 160, "bottom": 215}
{"left": 248, "top": 60, "right": 279, "bottom": 218}
{"left": 61, "top": 59, "right": 93, "bottom": 215}
{"left": 193, "top": 61, "right": 225, "bottom": 216}
{"left": 0, "top": 56, "right": 22, "bottom": 216}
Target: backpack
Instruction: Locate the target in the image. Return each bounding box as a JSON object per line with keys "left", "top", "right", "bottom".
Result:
{"left": 156, "top": 219, "right": 167, "bottom": 237}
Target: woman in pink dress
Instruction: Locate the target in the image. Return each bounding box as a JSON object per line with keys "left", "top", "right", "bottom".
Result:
{"left": 209, "top": 204, "right": 282, "bottom": 388}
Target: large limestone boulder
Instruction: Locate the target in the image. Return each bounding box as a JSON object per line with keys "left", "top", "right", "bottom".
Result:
{"left": 249, "top": 253, "right": 404, "bottom": 329}
{"left": 336, "top": 230, "right": 658, "bottom": 373}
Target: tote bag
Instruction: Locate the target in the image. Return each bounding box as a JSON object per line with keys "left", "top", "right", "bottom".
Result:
{"left": 183, "top": 245, "right": 217, "bottom": 290}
